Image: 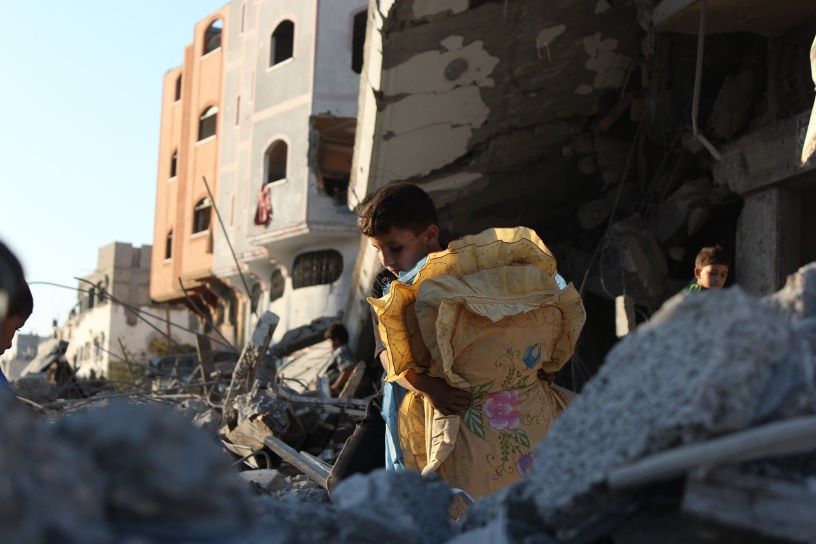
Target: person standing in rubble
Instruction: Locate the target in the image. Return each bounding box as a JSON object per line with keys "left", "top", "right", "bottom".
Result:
{"left": 328, "top": 183, "right": 584, "bottom": 499}
{"left": 689, "top": 246, "right": 730, "bottom": 291}
{"left": 324, "top": 323, "right": 355, "bottom": 396}
{"left": 327, "top": 183, "right": 471, "bottom": 493}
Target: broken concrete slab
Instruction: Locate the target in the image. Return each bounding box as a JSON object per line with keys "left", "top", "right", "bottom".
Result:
{"left": 0, "top": 396, "right": 111, "bottom": 543}
{"left": 238, "top": 469, "right": 286, "bottom": 494}
{"left": 768, "top": 263, "right": 816, "bottom": 321}
{"left": 193, "top": 407, "right": 223, "bottom": 435}
{"left": 55, "top": 401, "right": 255, "bottom": 541}
{"left": 650, "top": 177, "right": 711, "bottom": 242}
{"left": 333, "top": 470, "right": 455, "bottom": 544}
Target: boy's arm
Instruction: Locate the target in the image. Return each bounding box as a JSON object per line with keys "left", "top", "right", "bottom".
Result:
{"left": 330, "top": 366, "right": 355, "bottom": 395}
{"left": 379, "top": 351, "right": 471, "bottom": 415}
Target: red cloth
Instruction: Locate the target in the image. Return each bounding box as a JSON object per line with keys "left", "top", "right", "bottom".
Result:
{"left": 254, "top": 184, "right": 272, "bottom": 226}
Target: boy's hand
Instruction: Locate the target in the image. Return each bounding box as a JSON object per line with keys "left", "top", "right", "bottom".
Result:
{"left": 425, "top": 379, "right": 472, "bottom": 415}
{"left": 405, "top": 371, "right": 471, "bottom": 415}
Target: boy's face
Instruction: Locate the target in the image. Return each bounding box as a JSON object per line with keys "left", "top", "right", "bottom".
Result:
{"left": 695, "top": 264, "right": 729, "bottom": 289}
{"left": 369, "top": 225, "right": 440, "bottom": 276}
{"left": 0, "top": 314, "right": 28, "bottom": 355}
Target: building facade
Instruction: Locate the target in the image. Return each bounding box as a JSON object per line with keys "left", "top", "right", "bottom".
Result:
{"left": 59, "top": 243, "right": 199, "bottom": 378}
{"left": 152, "top": 1, "right": 367, "bottom": 348}
{"left": 0, "top": 333, "right": 47, "bottom": 381}
{"left": 151, "top": 6, "right": 231, "bottom": 327}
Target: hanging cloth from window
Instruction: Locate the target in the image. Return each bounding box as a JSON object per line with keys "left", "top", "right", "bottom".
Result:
{"left": 254, "top": 184, "right": 272, "bottom": 226}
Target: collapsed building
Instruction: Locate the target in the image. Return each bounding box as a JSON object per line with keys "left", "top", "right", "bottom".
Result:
{"left": 4, "top": 0, "right": 816, "bottom": 541}
{"left": 344, "top": 0, "right": 816, "bottom": 386}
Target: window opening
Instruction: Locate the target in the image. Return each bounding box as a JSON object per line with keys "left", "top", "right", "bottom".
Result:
{"left": 292, "top": 249, "right": 343, "bottom": 289}
{"left": 270, "top": 20, "right": 295, "bottom": 66}
{"left": 193, "top": 197, "right": 213, "bottom": 234}
{"left": 351, "top": 11, "right": 367, "bottom": 74}
{"left": 264, "top": 141, "right": 288, "bottom": 183}
{"left": 199, "top": 106, "right": 218, "bottom": 141}
{"left": 203, "top": 19, "right": 223, "bottom": 55}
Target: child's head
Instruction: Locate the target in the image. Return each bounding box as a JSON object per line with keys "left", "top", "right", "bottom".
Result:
{"left": 694, "top": 245, "right": 730, "bottom": 289}
{"left": 0, "top": 242, "right": 33, "bottom": 355}
{"left": 357, "top": 183, "right": 441, "bottom": 275}
{"left": 325, "top": 323, "right": 349, "bottom": 348}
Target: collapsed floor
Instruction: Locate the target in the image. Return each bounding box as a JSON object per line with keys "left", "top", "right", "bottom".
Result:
{"left": 3, "top": 263, "right": 814, "bottom": 543}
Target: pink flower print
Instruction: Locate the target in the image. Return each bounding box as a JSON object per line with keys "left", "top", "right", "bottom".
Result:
{"left": 483, "top": 389, "right": 522, "bottom": 430}
{"left": 516, "top": 452, "right": 534, "bottom": 477}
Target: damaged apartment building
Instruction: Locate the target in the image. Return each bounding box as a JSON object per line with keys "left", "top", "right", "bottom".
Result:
{"left": 151, "top": 0, "right": 368, "bottom": 348}
{"left": 344, "top": 0, "right": 816, "bottom": 385}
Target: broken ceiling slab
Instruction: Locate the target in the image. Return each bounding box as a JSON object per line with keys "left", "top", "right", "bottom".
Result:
{"left": 654, "top": 0, "right": 816, "bottom": 37}
{"left": 713, "top": 111, "right": 816, "bottom": 195}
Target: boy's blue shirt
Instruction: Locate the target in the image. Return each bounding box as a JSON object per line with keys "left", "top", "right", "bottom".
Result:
{"left": 0, "top": 367, "right": 13, "bottom": 394}
{"left": 381, "top": 256, "right": 428, "bottom": 471}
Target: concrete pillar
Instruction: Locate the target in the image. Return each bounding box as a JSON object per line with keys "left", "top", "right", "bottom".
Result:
{"left": 736, "top": 188, "right": 801, "bottom": 295}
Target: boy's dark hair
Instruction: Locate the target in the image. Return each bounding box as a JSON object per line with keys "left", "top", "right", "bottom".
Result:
{"left": 695, "top": 245, "right": 731, "bottom": 270}
{"left": 357, "top": 183, "right": 438, "bottom": 237}
{"left": 0, "top": 241, "right": 32, "bottom": 319}
{"left": 325, "top": 323, "right": 349, "bottom": 345}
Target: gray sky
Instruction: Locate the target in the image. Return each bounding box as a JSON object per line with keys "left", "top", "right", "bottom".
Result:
{"left": 1, "top": 0, "right": 228, "bottom": 336}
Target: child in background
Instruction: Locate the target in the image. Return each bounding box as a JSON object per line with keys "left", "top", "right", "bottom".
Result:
{"left": 689, "top": 245, "right": 730, "bottom": 291}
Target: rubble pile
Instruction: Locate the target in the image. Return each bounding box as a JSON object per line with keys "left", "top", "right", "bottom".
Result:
{"left": 243, "top": 471, "right": 454, "bottom": 544}
{"left": 3, "top": 267, "right": 813, "bottom": 542}
{"left": 0, "top": 398, "right": 255, "bottom": 543}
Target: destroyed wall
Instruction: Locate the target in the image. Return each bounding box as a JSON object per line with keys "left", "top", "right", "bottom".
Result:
{"left": 346, "top": 0, "right": 645, "bottom": 371}
{"left": 346, "top": 0, "right": 816, "bottom": 380}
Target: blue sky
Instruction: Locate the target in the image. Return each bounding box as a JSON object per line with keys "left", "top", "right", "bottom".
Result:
{"left": 1, "top": 1, "right": 227, "bottom": 336}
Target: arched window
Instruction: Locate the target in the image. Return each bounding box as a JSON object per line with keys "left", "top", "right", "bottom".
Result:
{"left": 292, "top": 249, "right": 343, "bottom": 289}
{"left": 270, "top": 20, "right": 294, "bottom": 66}
{"left": 192, "top": 198, "right": 212, "bottom": 234}
{"left": 174, "top": 74, "right": 182, "bottom": 101}
{"left": 264, "top": 141, "right": 287, "bottom": 183}
{"left": 269, "top": 268, "right": 285, "bottom": 302}
{"left": 203, "top": 19, "right": 223, "bottom": 55}
{"left": 351, "top": 10, "right": 367, "bottom": 74}
{"left": 199, "top": 106, "right": 218, "bottom": 141}
{"left": 165, "top": 230, "right": 174, "bottom": 260}
{"left": 169, "top": 150, "right": 178, "bottom": 178}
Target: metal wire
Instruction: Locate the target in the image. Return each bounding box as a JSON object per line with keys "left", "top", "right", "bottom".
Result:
{"left": 202, "top": 176, "right": 257, "bottom": 317}
{"left": 29, "top": 280, "right": 234, "bottom": 352}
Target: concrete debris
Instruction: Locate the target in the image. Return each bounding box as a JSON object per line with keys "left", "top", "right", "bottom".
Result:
{"left": 332, "top": 470, "right": 455, "bottom": 544}
{"left": 650, "top": 177, "right": 711, "bottom": 242}
{"left": 232, "top": 389, "right": 290, "bottom": 433}
{"left": 768, "top": 263, "right": 816, "bottom": 321}
{"left": 238, "top": 469, "right": 286, "bottom": 494}
{"left": 193, "top": 408, "right": 224, "bottom": 435}
{"left": 460, "top": 271, "right": 816, "bottom": 542}
{"left": 707, "top": 57, "right": 763, "bottom": 141}
{"left": 0, "top": 396, "right": 111, "bottom": 544}
{"left": 55, "top": 401, "right": 255, "bottom": 542}
{"left": 240, "top": 471, "right": 452, "bottom": 544}
{"left": 273, "top": 474, "right": 330, "bottom": 503}
{"left": 607, "top": 222, "right": 668, "bottom": 301}
{"left": 12, "top": 374, "right": 57, "bottom": 404}
{"left": 0, "top": 397, "right": 255, "bottom": 543}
